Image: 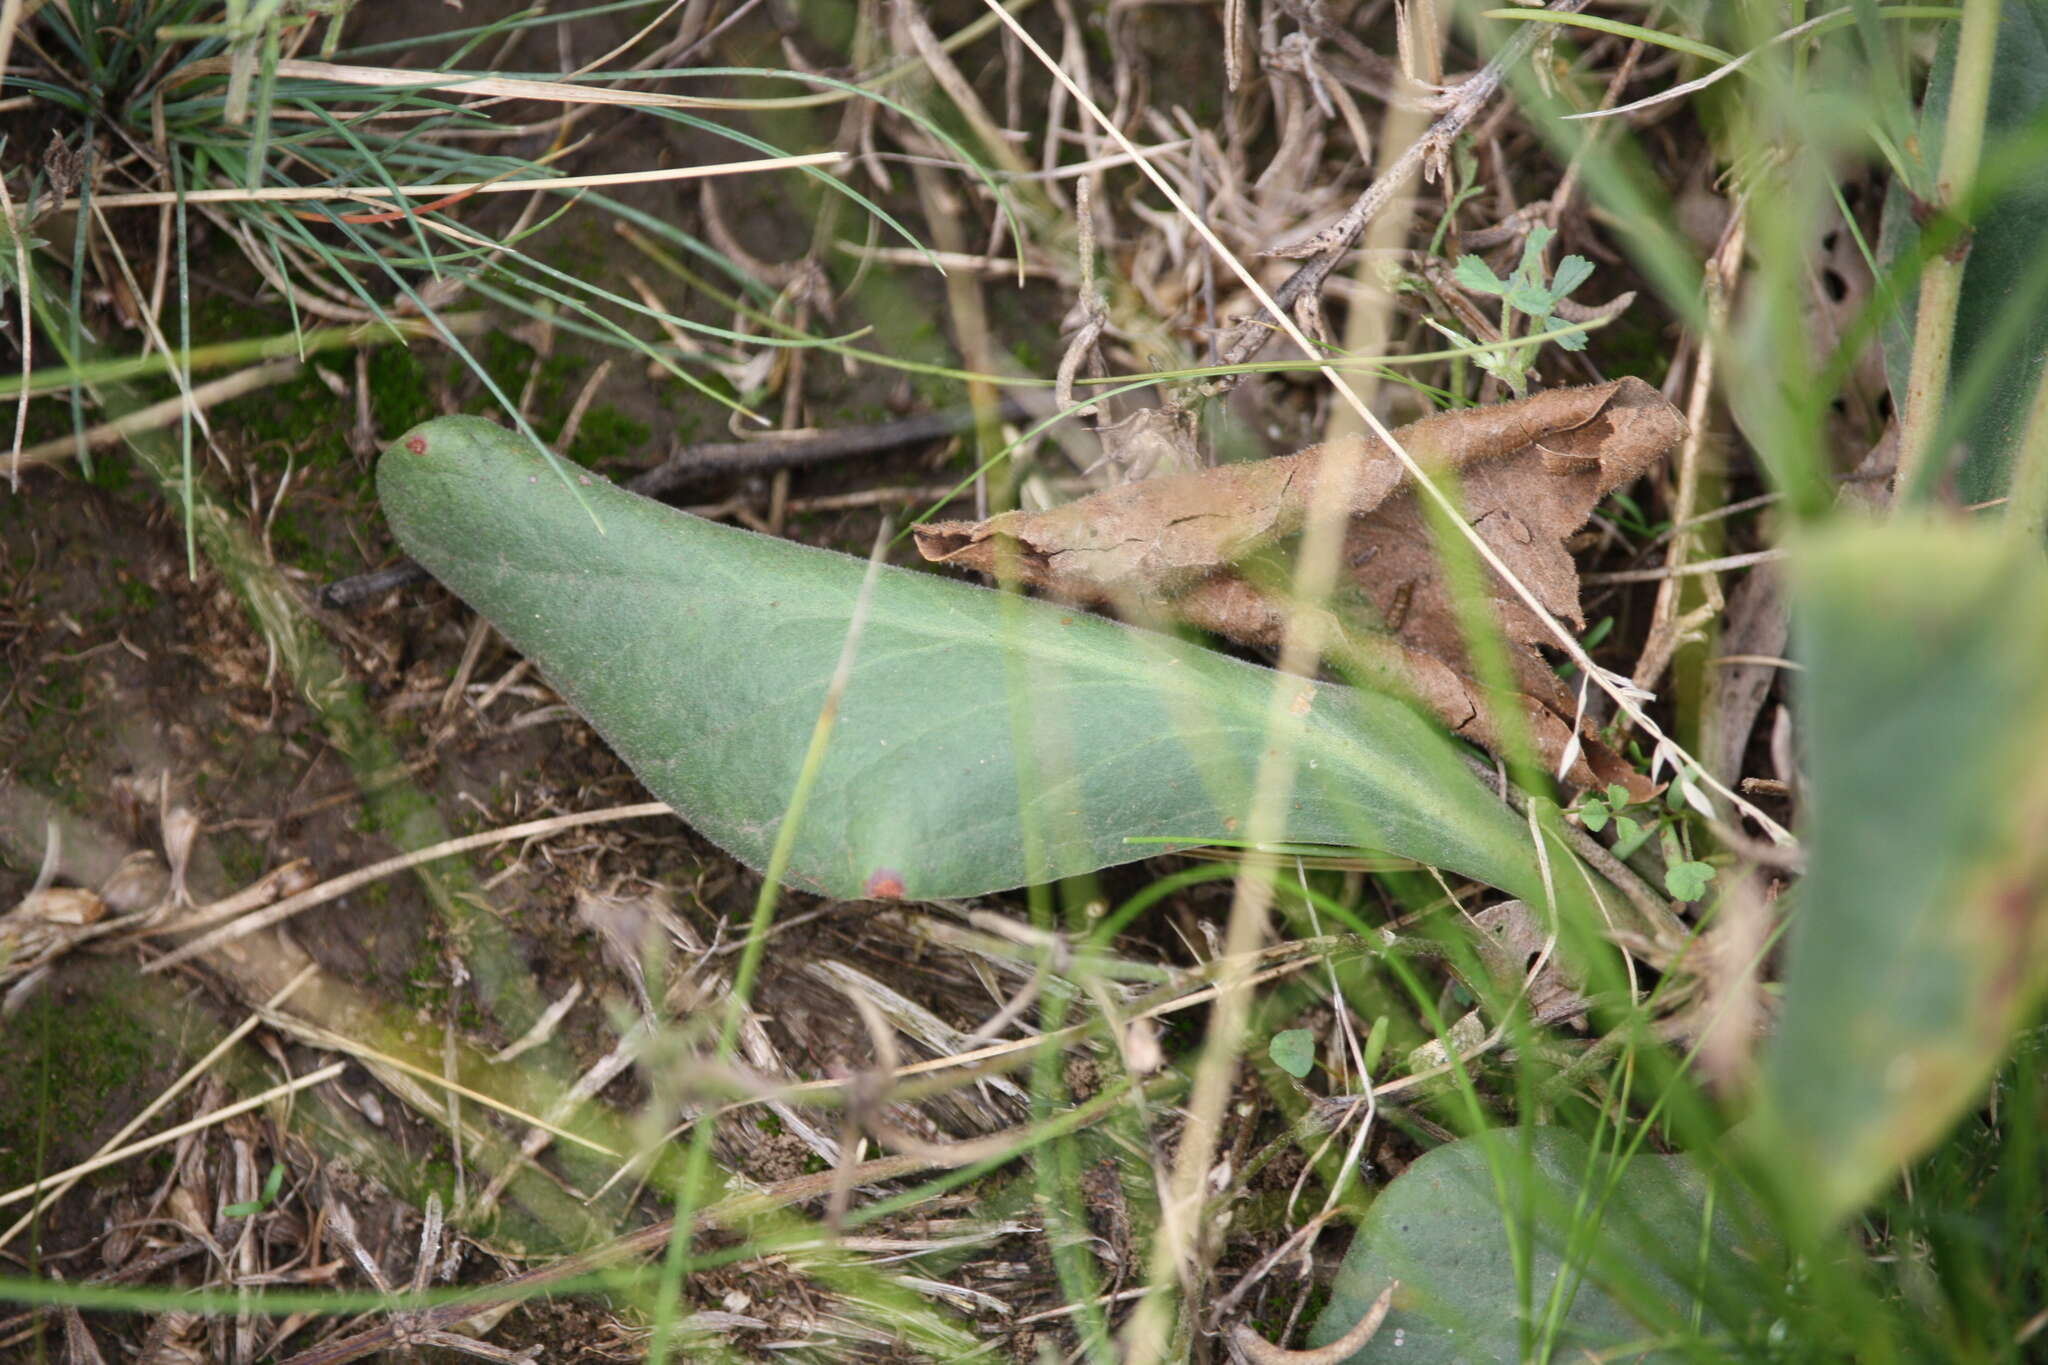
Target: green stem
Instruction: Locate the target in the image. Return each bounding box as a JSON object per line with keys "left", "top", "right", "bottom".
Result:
{"left": 1894, "top": 0, "right": 2001, "bottom": 504}
{"left": 2005, "top": 358, "right": 2048, "bottom": 537}
{"left": 0, "top": 316, "right": 483, "bottom": 400}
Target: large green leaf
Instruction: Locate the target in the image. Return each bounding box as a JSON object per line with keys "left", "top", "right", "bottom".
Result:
{"left": 1879, "top": 2, "right": 2048, "bottom": 504}
{"left": 1311, "top": 1127, "right": 1772, "bottom": 1363}
{"left": 1755, "top": 524, "right": 2048, "bottom": 1229}
{"left": 376, "top": 416, "right": 1545, "bottom": 902}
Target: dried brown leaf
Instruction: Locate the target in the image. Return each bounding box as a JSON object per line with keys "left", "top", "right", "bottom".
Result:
{"left": 915, "top": 379, "right": 1685, "bottom": 795}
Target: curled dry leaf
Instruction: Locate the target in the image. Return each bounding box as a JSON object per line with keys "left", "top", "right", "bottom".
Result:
{"left": 916, "top": 378, "right": 1685, "bottom": 797}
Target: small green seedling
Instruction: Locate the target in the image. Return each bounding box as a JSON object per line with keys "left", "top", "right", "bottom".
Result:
{"left": 1431, "top": 225, "right": 1596, "bottom": 395}
{"left": 1577, "top": 781, "right": 1718, "bottom": 900}
{"left": 1268, "top": 1028, "right": 1317, "bottom": 1079}
{"left": 224, "top": 1161, "right": 287, "bottom": 1218}
{"left": 1574, "top": 782, "right": 1636, "bottom": 834}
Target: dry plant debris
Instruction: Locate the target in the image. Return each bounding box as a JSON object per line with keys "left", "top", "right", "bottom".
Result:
{"left": 917, "top": 378, "right": 1685, "bottom": 797}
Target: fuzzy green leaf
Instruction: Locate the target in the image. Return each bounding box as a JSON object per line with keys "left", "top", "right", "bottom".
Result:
{"left": 1502, "top": 278, "right": 1559, "bottom": 317}
{"left": 1311, "top": 1127, "right": 1773, "bottom": 1363}
{"left": 1756, "top": 524, "right": 2048, "bottom": 1231}
{"left": 1549, "top": 254, "right": 1596, "bottom": 303}
{"left": 377, "top": 417, "right": 1551, "bottom": 902}
{"left": 1454, "top": 254, "right": 1507, "bottom": 296}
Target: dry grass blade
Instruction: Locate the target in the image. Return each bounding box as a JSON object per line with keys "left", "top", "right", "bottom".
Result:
{"left": 1563, "top": 8, "right": 1849, "bottom": 123}
{"left": 0, "top": 1063, "right": 345, "bottom": 1212}
{"left": 65, "top": 152, "right": 847, "bottom": 213}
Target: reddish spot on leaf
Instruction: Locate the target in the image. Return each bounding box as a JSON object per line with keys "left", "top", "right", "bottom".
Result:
{"left": 405, "top": 436, "right": 428, "bottom": 455}
{"left": 864, "top": 868, "right": 907, "bottom": 900}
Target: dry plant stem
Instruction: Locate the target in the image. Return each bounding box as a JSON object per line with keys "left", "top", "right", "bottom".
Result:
{"left": 1321, "top": 47, "right": 1432, "bottom": 443}
{"left": 0, "top": 1063, "right": 345, "bottom": 1211}
{"left": 1630, "top": 211, "right": 1741, "bottom": 695}
{"left": 982, "top": 0, "right": 1787, "bottom": 846}
{"left": 0, "top": 0, "right": 21, "bottom": 103}
{"left": 270, "top": 1083, "right": 1134, "bottom": 1365}
{"left": 911, "top": 166, "right": 1006, "bottom": 515}
{"left": 1893, "top": 0, "right": 2001, "bottom": 503}
{"left": 0, "top": 164, "right": 29, "bottom": 485}
{"left": 1584, "top": 547, "right": 1783, "bottom": 585}
{"left": 159, "top": 56, "right": 762, "bottom": 110}
{"left": 1212, "top": 0, "right": 1590, "bottom": 373}
{"left": 0, "top": 963, "right": 320, "bottom": 1253}
{"left": 1210, "top": 1205, "right": 1345, "bottom": 1322}
{"left": 64, "top": 153, "right": 846, "bottom": 213}
{"left": 1565, "top": 8, "right": 1839, "bottom": 123}
{"left": 896, "top": 0, "right": 1032, "bottom": 180}
{"left": 713, "top": 951, "right": 1323, "bottom": 1115}
{"left": 8, "top": 359, "right": 296, "bottom": 470}
{"left": 1158, "top": 82, "right": 1410, "bottom": 1365}
{"left": 141, "top": 802, "right": 671, "bottom": 973}
{"left": 477, "top": 1021, "right": 653, "bottom": 1216}
{"left": 1231, "top": 1282, "right": 1397, "bottom": 1365}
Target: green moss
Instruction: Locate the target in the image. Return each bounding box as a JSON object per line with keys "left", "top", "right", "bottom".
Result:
{"left": 469, "top": 331, "right": 577, "bottom": 425}
{"left": 0, "top": 980, "right": 166, "bottom": 1191}
{"left": 118, "top": 575, "right": 160, "bottom": 611}
{"left": 218, "top": 831, "right": 265, "bottom": 887}
{"left": 366, "top": 343, "right": 436, "bottom": 433}
{"left": 84, "top": 455, "right": 137, "bottom": 494}
{"left": 567, "top": 404, "right": 651, "bottom": 466}
{"left": 405, "top": 949, "right": 451, "bottom": 1013}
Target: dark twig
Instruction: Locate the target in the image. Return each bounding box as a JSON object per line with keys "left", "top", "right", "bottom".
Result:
{"left": 629, "top": 398, "right": 1028, "bottom": 498}
{"left": 319, "top": 402, "right": 1026, "bottom": 609}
